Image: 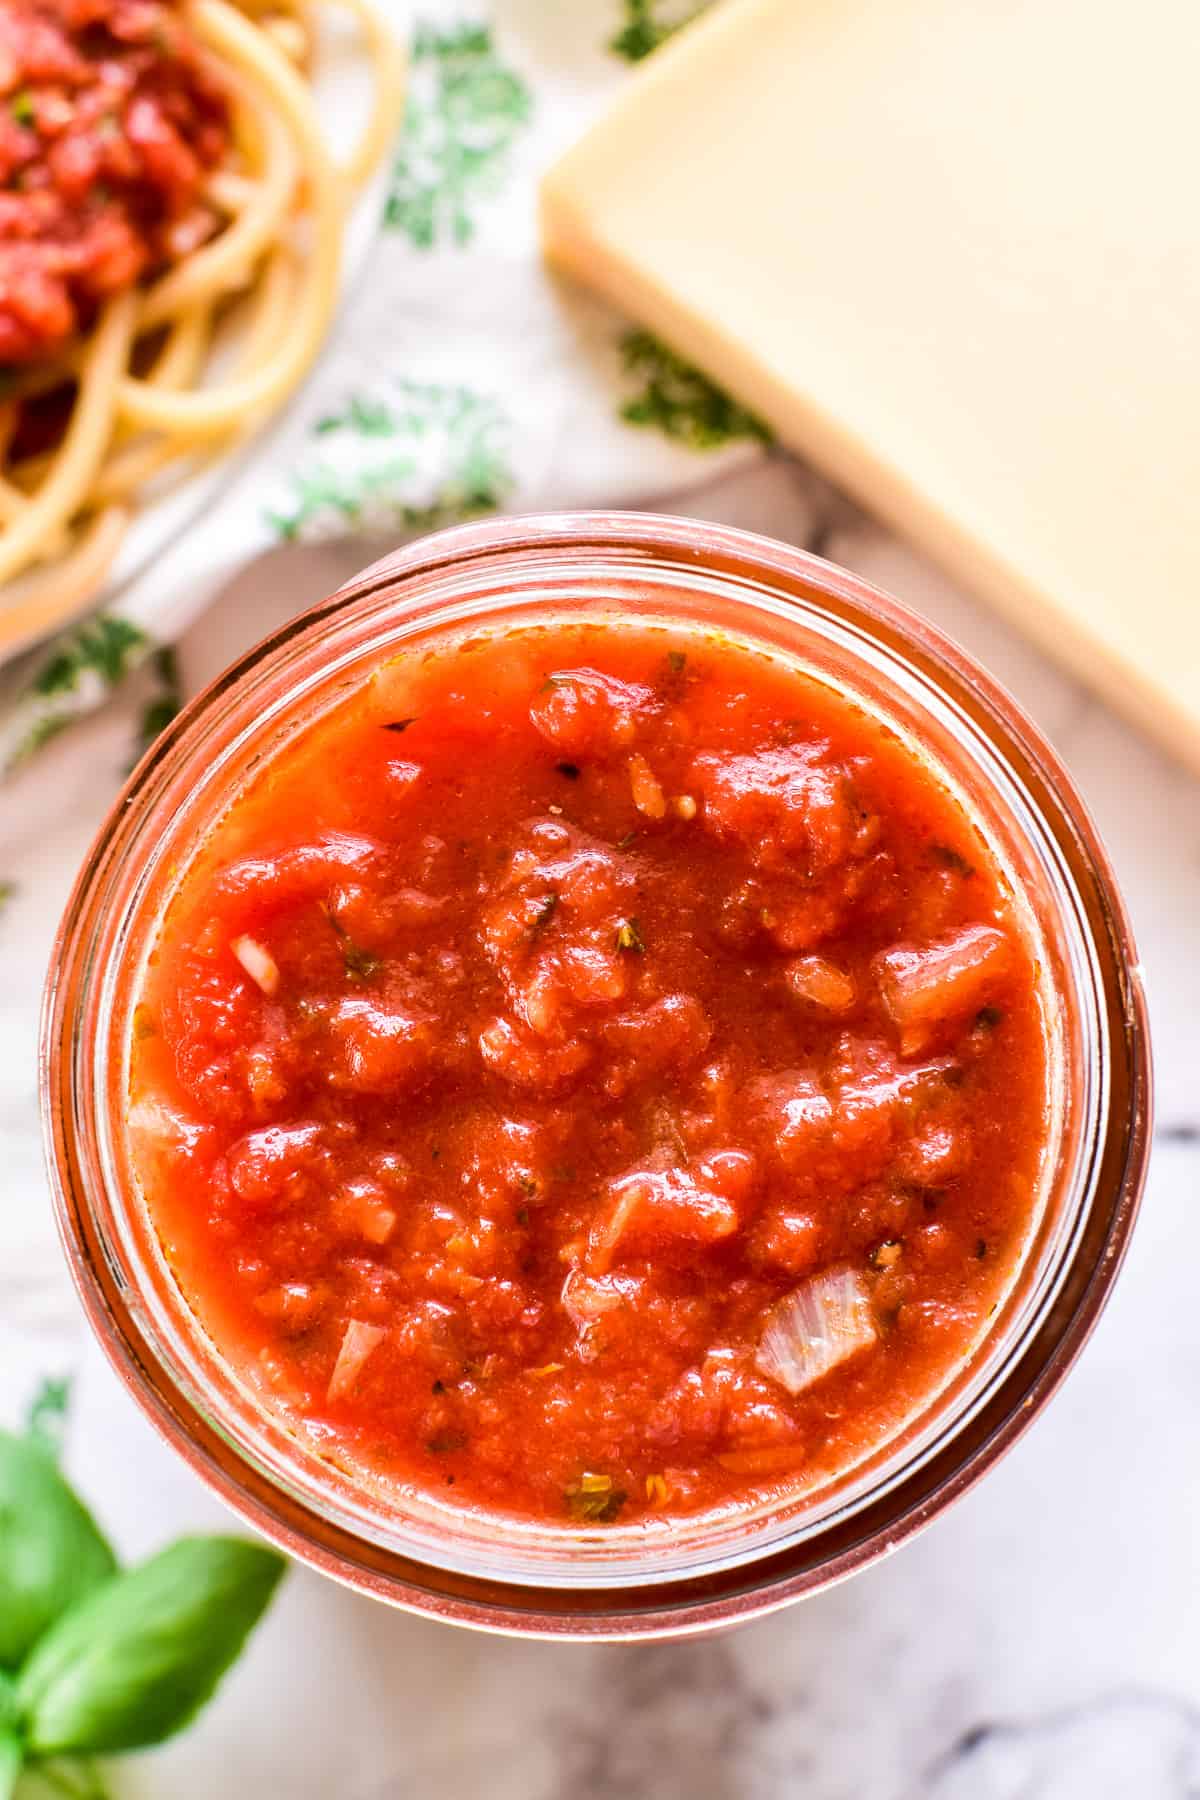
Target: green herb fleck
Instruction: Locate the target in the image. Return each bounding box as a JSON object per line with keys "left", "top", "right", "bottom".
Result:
{"left": 516, "top": 1207, "right": 531, "bottom": 1228}
{"left": 931, "top": 843, "right": 976, "bottom": 878}
{"left": 382, "top": 717, "right": 418, "bottom": 734}
{"left": 325, "top": 909, "right": 382, "bottom": 981}
{"left": 518, "top": 1176, "right": 538, "bottom": 1198}
{"left": 565, "top": 1476, "right": 627, "bottom": 1523}
{"left": 533, "top": 891, "right": 560, "bottom": 932}
{"left": 609, "top": 0, "right": 709, "bottom": 61}
{"left": 666, "top": 650, "right": 687, "bottom": 675}
{"left": 975, "top": 1239, "right": 989, "bottom": 1260}
{"left": 615, "top": 917, "right": 645, "bottom": 954}
{"left": 426, "top": 1431, "right": 468, "bottom": 1455}
{"left": 615, "top": 831, "right": 637, "bottom": 850}
{"left": 10, "top": 90, "right": 35, "bottom": 128}
{"left": 975, "top": 1005, "right": 1004, "bottom": 1031}
{"left": 386, "top": 22, "right": 533, "bottom": 248}
{"left": 618, "top": 330, "right": 772, "bottom": 450}
{"left": 555, "top": 761, "right": 581, "bottom": 780}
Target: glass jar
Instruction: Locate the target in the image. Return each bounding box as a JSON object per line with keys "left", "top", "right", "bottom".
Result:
{"left": 42, "top": 513, "right": 1151, "bottom": 1639}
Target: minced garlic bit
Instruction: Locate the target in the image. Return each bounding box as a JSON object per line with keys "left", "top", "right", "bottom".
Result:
{"left": 629, "top": 753, "right": 666, "bottom": 819}
{"left": 231, "top": 934, "right": 280, "bottom": 996}
{"left": 327, "top": 1320, "right": 386, "bottom": 1402}
{"left": 672, "top": 794, "right": 698, "bottom": 820}
{"left": 785, "top": 955, "right": 855, "bottom": 1014}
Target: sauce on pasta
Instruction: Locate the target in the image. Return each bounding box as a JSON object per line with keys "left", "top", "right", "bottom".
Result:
{"left": 0, "top": 0, "right": 230, "bottom": 366}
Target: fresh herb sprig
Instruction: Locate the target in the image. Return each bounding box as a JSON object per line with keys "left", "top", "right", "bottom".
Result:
{"left": 0, "top": 1428, "right": 284, "bottom": 1797}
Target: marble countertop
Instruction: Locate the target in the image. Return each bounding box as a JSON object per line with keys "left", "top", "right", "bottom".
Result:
{"left": 2, "top": 459, "right": 1197, "bottom": 1799}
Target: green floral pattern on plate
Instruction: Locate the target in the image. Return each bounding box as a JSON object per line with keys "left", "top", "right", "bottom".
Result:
{"left": 267, "top": 381, "right": 514, "bottom": 545}
{"left": 386, "top": 22, "right": 533, "bottom": 248}
{"left": 618, "top": 331, "right": 772, "bottom": 450}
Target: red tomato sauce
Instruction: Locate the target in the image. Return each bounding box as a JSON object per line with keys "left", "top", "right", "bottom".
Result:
{"left": 129, "top": 621, "right": 1048, "bottom": 1527}
{"left": 0, "top": 0, "right": 229, "bottom": 365}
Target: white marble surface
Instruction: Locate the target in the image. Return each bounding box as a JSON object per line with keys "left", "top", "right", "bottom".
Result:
{"left": 2, "top": 460, "right": 1198, "bottom": 1797}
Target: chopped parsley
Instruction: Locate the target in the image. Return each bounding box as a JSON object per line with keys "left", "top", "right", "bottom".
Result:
{"left": 426, "top": 1431, "right": 468, "bottom": 1455}
{"left": 533, "top": 891, "right": 560, "bottom": 931}
{"left": 615, "top": 917, "right": 645, "bottom": 954}
{"left": 931, "top": 843, "right": 976, "bottom": 878}
{"left": 325, "top": 909, "right": 381, "bottom": 980}
{"left": 10, "top": 90, "right": 35, "bottom": 128}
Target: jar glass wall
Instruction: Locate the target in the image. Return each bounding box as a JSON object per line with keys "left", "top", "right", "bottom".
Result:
{"left": 42, "top": 514, "right": 1151, "bottom": 1638}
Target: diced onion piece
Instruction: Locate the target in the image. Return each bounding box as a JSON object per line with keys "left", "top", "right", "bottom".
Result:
{"left": 629, "top": 753, "right": 666, "bottom": 819}
{"left": 231, "top": 934, "right": 280, "bottom": 996}
{"left": 784, "top": 955, "right": 856, "bottom": 1014}
{"left": 876, "top": 925, "right": 1011, "bottom": 1055}
{"left": 755, "top": 1267, "right": 877, "bottom": 1397}
{"left": 327, "top": 1320, "right": 386, "bottom": 1401}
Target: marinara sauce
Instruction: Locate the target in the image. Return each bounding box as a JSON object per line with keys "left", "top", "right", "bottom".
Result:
{"left": 0, "top": 0, "right": 230, "bottom": 366}
{"left": 129, "top": 620, "right": 1047, "bottom": 1528}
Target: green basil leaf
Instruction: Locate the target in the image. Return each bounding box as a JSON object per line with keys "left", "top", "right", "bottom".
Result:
{"left": 0, "top": 1430, "right": 116, "bottom": 1666}
{"left": 18, "top": 1537, "right": 285, "bottom": 1755}
{"left": 0, "top": 1730, "right": 20, "bottom": 1800}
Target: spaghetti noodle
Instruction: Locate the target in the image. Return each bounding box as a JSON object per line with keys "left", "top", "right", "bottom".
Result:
{"left": 0, "top": 0, "right": 405, "bottom": 642}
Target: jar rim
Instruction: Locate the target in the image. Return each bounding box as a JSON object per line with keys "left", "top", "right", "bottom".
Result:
{"left": 41, "top": 512, "right": 1152, "bottom": 1638}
